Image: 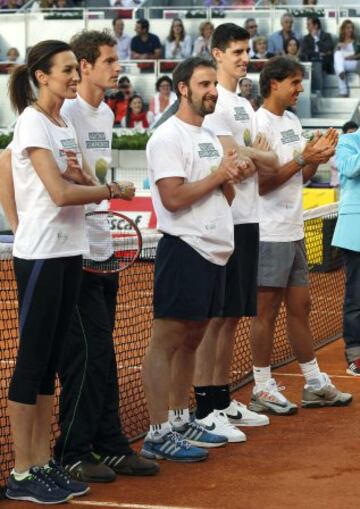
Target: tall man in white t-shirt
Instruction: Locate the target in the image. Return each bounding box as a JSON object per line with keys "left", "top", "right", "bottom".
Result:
{"left": 193, "top": 23, "right": 278, "bottom": 440}
{"left": 53, "top": 30, "right": 159, "bottom": 481}
{"left": 141, "top": 57, "right": 246, "bottom": 462}
{"left": 248, "top": 56, "right": 352, "bottom": 414}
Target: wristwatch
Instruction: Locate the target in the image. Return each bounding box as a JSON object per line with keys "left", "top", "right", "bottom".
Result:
{"left": 294, "top": 152, "right": 306, "bottom": 167}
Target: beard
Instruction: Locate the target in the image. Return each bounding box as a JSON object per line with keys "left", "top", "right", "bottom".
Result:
{"left": 187, "top": 87, "right": 217, "bottom": 117}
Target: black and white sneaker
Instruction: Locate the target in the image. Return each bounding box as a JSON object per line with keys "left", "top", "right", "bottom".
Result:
{"left": 346, "top": 359, "right": 360, "bottom": 376}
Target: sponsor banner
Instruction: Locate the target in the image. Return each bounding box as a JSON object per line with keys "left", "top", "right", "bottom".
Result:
{"left": 110, "top": 196, "right": 157, "bottom": 229}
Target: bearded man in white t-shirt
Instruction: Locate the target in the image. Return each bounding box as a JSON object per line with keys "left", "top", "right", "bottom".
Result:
{"left": 248, "top": 56, "right": 352, "bottom": 414}
{"left": 193, "top": 23, "right": 279, "bottom": 441}
{"left": 141, "top": 57, "right": 248, "bottom": 462}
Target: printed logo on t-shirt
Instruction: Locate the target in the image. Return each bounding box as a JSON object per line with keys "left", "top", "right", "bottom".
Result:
{"left": 59, "top": 138, "right": 79, "bottom": 156}
{"left": 198, "top": 143, "right": 220, "bottom": 158}
{"left": 234, "top": 107, "right": 250, "bottom": 122}
{"left": 280, "top": 129, "right": 300, "bottom": 145}
{"left": 85, "top": 132, "right": 110, "bottom": 150}
{"left": 243, "top": 128, "right": 252, "bottom": 147}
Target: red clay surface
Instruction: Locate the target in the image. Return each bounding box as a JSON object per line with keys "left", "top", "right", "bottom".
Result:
{"left": 5, "top": 339, "right": 359, "bottom": 509}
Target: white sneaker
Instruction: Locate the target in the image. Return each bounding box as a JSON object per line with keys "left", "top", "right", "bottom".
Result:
{"left": 195, "top": 410, "right": 246, "bottom": 443}
{"left": 248, "top": 378, "right": 298, "bottom": 416}
{"left": 224, "top": 399, "right": 270, "bottom": 427}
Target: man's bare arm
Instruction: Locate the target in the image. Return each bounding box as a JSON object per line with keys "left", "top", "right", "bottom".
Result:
{"left": 218, "top": 134, "right": 279, "bottom": 171}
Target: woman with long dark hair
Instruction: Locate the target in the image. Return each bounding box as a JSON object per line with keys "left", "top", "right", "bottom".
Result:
{"left": 121, "top": 94, "right": 153, "bottom": 128}
{"left": 5, "top": 39, "right": 131, "bottom": 504}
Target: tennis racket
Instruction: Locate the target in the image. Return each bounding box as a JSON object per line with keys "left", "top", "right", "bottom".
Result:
{"left": 83, "top": 210, "right": 142, "bottom": 273}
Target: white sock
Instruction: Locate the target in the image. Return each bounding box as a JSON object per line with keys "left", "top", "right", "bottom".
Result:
{"left": 12, "top": 468, "right": 30, "bottom": 481}
{"left": 169, "top": 408, "right": 190, "bottom": 428}
{"left": 253, "top": 366, "right": 272, "bottom": 390}
{"left": 299, "top": 358, "right": 322, "bottom": 384}
{"left": 147, "top": 421, "right": 172, "bottom": 439}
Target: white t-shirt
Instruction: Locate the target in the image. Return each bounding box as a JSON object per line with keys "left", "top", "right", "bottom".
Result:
{"left": 61, "top": 96, "right": 114, "bottom": 261}
{"left": 203, "top": 84, "right": 259, "bottom": 225}
{"left": 253, "top": 107, "right": 307, "bottom": 242}
{"left": 147, "top": 115, "right": 234, "bottom": 266}
{"left": 11, "top": 107, "right": 88, "bottom": 259}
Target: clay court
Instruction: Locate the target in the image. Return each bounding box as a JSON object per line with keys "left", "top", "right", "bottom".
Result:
{"left": 4, "top": 340, "right": 359, "bottom": 509}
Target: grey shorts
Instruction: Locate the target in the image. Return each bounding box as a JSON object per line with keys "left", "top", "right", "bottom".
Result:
{"left": 257, "top": 239, "right": 309, "bottom": 288}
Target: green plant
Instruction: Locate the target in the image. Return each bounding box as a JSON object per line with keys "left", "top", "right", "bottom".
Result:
{"left": 0, "top": 132, "right": 152, "bottom": 151}
{"left": 0, "top": 132, "right": 13, "bottom": 149}
{"left": 111, "top": 132, "right": 152, "bottom": 150}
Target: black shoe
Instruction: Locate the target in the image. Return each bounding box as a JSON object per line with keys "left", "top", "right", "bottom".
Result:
{"left": 65, "top": 454, "right": 116, "bottom": 483}
{"left": 95, "top": 452, "right": 160, "bottom": 476}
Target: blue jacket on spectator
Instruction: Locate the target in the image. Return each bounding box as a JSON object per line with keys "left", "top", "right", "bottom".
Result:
{"left": 332, "top": 129, "right": 360, "bottom": 251}
{"left": 268, "top": 30, "right": 301, "bottom": 55}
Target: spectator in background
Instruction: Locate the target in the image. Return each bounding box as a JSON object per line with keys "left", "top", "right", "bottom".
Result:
{"left": 285, "top": 37, "right": 301, "bottom": 61}
{"left": 149, "top": 75, "right": 177, "bottom": 125}
{"left": 244, "top": 18, "right": 259, "bottom": 57}
{"left": 300, "top": 16, "right": 334, "bottom": 94}
{"left": 6, "top": 47, "right": 21, "bottom": 63}
{"left": 113, "top": 17, "right": 131, "bottom": 60}
{"left": 131, "top": 19, "right": 161, "bottom": 60}
{"left": 203, "top": 0, "right": 228, "bottom": 7}
{"left": 334, "top": 19, "right": 360, "bottom": 98}
{"left": 252, "top": 36, "right": 274, "bottom": 59}
{"left": 193, "top": 21, "right": 214, "bottom": 58}
{"left": 106, "top": 75, "right": 134, "bottom": 125}
{"left": 121, "top": 94, "right": 153, "bottom": 128}
{"left": 249, "top": 95, "right": 262, "bottom": 111}
{"left": 268, "top": 13, "right": 300, "bottom": 56}
{"left": 164, "top": 18, "right": 192, "bottom": 60}
{"left": 1, "top": 0, "right": 23, "bottom": 8}
{"left": 238, "top": 77, "right": 253, "bottom": 100}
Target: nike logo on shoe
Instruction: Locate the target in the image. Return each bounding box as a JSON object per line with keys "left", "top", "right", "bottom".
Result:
{"left": 226, "top": 410, "right": 242, "bottom": 420}
{"left": 204, "top": 423, "right": 216, "bottom": 431}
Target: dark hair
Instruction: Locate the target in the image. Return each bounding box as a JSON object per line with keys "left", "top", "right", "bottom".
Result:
{"left": 307, "top": 16, "right": 321, "bottom": 30}
{"left": 112, "top": 16, "right": 123, "bottom": 28}
{"left": 125, "top": 94, "right": 144, "bottom": 127}
{"left": 285, "top": 37, "right": 300, "bottom": 53}
{"left": 168, "top": 18, "right": 185, "bottom": 43}
{"left": 9, "top": 39, "right": 71, "bottom": 114}
{"left": 260, "top": 56, "right": 305, "bottom": 98}
{"left": 239, "top": 77, "right": 252, "bottom": 86}
{"left": 211, "top": 23, "right": 250, "bottom": 52}
{"left": 118, "top": 76, "right": 130, "bottom": 85}
{"left": 70, "top": 30, "right": 116, "bottom": 66}
{"left": 342, "top": 120, "right": 358, "bottom": 133}
{"left": 136, "top": 19, "right": 149, "bottom": 32}
{"left": 156, "top": 75, "right": 173, "bottom": 92}
{"left": 172, "top": 56, "right": 216, "bottom": 99}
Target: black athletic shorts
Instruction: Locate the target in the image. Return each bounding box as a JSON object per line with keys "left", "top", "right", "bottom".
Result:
{"left": 153, "top": 234, "right": 226, "bottom": 321}
{"left": 222, "top": 223, "right": 259, "bottom": 318}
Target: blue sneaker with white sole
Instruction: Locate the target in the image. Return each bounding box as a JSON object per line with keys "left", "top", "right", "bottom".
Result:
{"left": 174, "top": 421, "right": 228, "bottom": 448}
{"left": 141, "top": 431, "right": 208, "bottom": 462}
{"left": 6, "top": 466, "right": 71, "bottom": 504}
{"left": 46, "top": 459, "right": 89, "bottom": 497}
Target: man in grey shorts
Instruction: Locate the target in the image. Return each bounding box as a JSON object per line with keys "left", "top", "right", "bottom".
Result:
{"left": 247, "top": 56, "right": 352, "bottom": 415}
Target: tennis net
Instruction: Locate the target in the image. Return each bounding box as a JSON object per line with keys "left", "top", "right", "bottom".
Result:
{"left": 0, "top": 202, "right": 344, "bottom": 488}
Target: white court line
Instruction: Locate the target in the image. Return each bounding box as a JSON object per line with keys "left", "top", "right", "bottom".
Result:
{"left": 70, "top": 501, "right": 203, "bottom": 509}
{"left": 275, "top": 373, "right": 357, "bottom": 380}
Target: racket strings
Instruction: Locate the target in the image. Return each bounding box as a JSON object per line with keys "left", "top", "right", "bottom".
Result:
{"left": 83, "top": 211, "right": 142, "bottom": 273}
